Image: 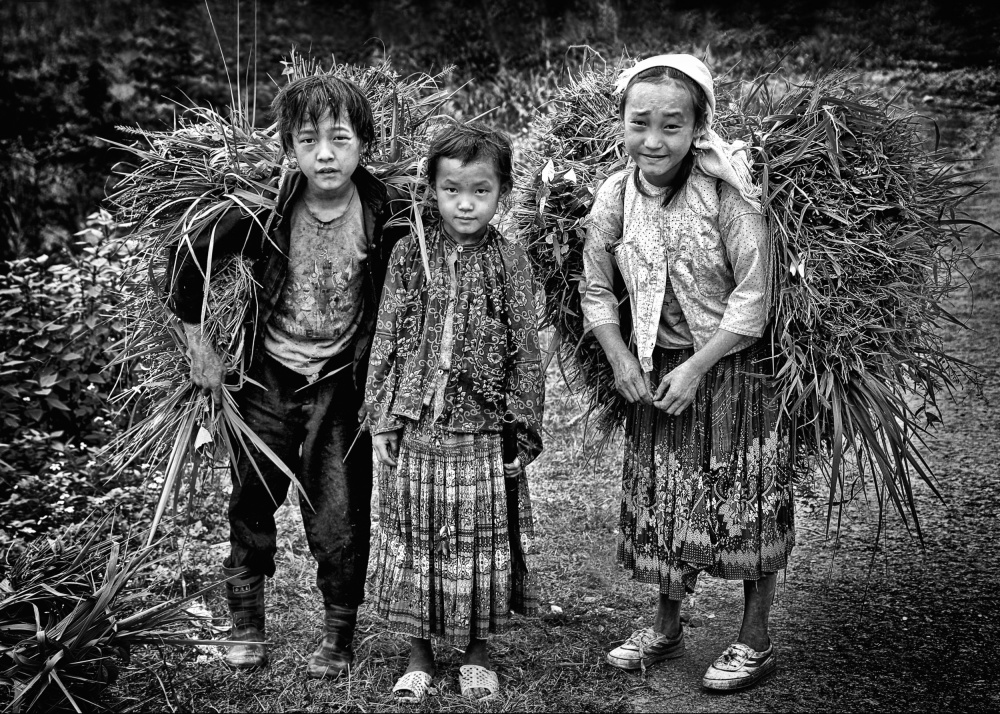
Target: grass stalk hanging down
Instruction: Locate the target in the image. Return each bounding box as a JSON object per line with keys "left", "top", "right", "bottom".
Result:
{"left": 104, "top": 52, "right": 457, "bottom": 545}
{"left": 512, "top": 60, "right": 983, "bottom": 535}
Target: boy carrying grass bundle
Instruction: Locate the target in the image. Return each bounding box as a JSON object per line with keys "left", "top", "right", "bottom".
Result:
{"left": 165, "top": 74, "right": 407, "bottom": 677}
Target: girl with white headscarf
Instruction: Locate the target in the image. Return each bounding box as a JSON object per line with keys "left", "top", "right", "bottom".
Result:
{"left": 580, "top": 54, "right": 794, "bottom": 692}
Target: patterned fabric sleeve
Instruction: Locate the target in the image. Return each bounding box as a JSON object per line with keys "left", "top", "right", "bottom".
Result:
{"left": 580, "top": 171, "right": 628, "bottom": 334}
{"left": 501, "top": 240, "right": 545, "bottom": 467}
{"left": 717, "top": 183, "right": 772, "bottom": 338}
{"left": 365, "top": 236, "right": 414, "bottom": 434}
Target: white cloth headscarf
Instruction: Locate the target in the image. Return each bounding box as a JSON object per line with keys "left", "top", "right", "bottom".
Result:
{"left": 611, "top": 54, "right": 761, "bottom": 372}
{"left": 614, "top": 54, "right": 761, "bottom": 212}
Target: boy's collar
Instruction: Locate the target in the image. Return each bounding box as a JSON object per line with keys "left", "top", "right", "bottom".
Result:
{"left": 349, "top": 164, "right": 388, "bottom": 209}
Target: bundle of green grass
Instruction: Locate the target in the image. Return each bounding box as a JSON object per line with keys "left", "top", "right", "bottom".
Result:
{"left": 0, "top": 512, "right": 217, "bottom": 713}
{"left": 512, "top": 61, "right": 979, "bottom": 531}
{"left": 106, "top": 52, "right": 452, "bottom": 543}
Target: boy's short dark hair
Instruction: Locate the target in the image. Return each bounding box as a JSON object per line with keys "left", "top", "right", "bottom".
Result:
{"left": 272, "top": 74, "right": 376, "bottom": 154}
{"left": 426, "top": 122, "right": 513, "bottom": 190}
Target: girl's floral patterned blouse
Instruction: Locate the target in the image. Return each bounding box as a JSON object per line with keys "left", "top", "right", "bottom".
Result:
{"left": 365, "top": 223, "right": 544, "bottom": 466}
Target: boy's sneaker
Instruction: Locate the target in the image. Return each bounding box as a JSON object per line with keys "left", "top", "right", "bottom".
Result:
{"left": 606, "top": 627, "right": 685, "bottom": 671}
{"left": 702, "top": 642, "right": 776, "bottom": 691}
{"left": 306, "top": 605, "right": 357, "bottom": 679}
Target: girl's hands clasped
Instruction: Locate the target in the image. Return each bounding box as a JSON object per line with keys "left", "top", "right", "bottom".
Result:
{"left": 610, "top": 351, "right": 654, "bottom": 405}
{"left": 373, "top": 428, "right": 403, "bottom": 467}
{"left": 652, "top": 360, "right": 703, "bottom": 415}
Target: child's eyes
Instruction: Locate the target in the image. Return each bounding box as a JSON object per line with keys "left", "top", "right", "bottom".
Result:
{"left": 295, "top": 136, "right": 352, "bottom": 145}
{"left": 475, "top": 189, "right": 490, "bottom": 195}
{"left": 628, "top": 120, "right": 683, "bottom": 131}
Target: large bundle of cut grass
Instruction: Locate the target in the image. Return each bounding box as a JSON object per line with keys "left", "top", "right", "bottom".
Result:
{"left": 105, "top": 52, "right": 453, "bottom": 543}
{"left": 513, "top": 61, "right": 981, "bottom": 531}
{"left": 0, "top": 512, "right": 219, "bottom": 713}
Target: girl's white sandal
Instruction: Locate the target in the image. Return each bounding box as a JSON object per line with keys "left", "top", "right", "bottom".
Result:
{"left": 459, "top": 664, "right": 500, "bottom": 701}
{"left": 392, "top": 670, "right": 436, "bottom": 704}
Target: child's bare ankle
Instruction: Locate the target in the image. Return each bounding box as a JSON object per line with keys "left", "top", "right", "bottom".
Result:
{"left": 406, "top": 638, "right": 435, "bottom": 674}
{"left": 462, "top": 638, "right": 491, "bottom": 668}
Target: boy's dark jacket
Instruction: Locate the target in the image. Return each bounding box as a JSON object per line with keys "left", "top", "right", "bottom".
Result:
{"left": 165, "top": 165, "right": 408, "bottom": 390}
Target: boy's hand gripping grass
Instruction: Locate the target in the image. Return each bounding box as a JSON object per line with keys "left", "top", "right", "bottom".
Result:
{"left": 183, "top": 322, "right": 226, "bottom": 407}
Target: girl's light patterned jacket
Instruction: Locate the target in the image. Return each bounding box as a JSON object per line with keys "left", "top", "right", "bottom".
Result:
{"left": 581, "top": 166, "right": 772, "bottom": 370}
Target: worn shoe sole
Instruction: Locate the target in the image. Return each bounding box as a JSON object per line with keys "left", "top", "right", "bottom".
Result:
{"left": 224, "top": 623, "right": 268, "bottom": 671}
{"left": 606, "top": 639, "right": 685, "bottom": 671}
{"left": 224, "top": 651, "right": 269, "bottom": 671}
{"left": 702, "top": 652, "right": 777, "bottom": 691}
{"left": 307, "top": 657, "right": 352, "bottom": 679}
{"left": 307, "top": 664, "right": 350, "bottom": 679}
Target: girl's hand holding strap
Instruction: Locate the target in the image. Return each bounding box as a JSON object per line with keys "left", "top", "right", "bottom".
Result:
{"left": 503, "top": 457, "right": 522, "bottom": 479}
{"left": 373, "top": 428, "right": 403, "bottom": 467}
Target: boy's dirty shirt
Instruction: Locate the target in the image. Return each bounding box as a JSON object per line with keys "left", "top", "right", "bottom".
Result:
{"left": 263, "top": 190, "right": 367, "bottom": 376}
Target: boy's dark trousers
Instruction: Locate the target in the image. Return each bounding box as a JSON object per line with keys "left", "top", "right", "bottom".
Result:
{"left": 225, "top": 351, "right": 372, "bottom": 609}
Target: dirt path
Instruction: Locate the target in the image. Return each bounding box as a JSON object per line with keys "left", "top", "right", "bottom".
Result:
{"left": 627, "top": 140, "right": 1000, "bottom": 713}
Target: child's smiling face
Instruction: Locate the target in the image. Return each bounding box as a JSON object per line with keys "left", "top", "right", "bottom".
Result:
{"left": 433, "top": 158, "right": 507, "bottom": 244}
{"left": 623, "top": 79, "right": 697, "bottom": 188}
{"left": 292, "top": 109, "right": 361, "bottom": 200}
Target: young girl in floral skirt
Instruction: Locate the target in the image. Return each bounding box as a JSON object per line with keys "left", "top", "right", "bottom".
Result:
{"left": 365, "top": 122, "right": 543, "bottom": 703}
{"left": 581, "top": 54, "right": 794, "bottom": 691}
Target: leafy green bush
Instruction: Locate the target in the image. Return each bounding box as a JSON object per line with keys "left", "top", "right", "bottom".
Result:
{"left": 0, "top": 210, "right": 147, "bottom": 547}
{"left": 0, "top": 210, "right": 128, "bottom": 439}
{"left": 0, "top": 424, "right": 157, "bottom": 547}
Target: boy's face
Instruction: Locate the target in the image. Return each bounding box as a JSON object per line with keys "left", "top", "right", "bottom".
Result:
{"left": 433, "top": 158, "right": 507, "bottom": 244}
{"left": 291, "top": 109, "right": 361, "bottom": 200}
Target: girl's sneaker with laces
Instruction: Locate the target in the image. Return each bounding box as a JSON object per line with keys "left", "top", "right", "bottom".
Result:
{"left": 606, "top": 627, "right": 685, "bottom": 670}
{"left": 702, "top": 642, "right": 776, "bottom": 691}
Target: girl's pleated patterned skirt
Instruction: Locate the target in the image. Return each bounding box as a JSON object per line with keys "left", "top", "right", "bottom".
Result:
{"left": 619, "top": 341, "right": 795, "bottom": 600}
{"left": 368, "top": 419, "right": 537, "bottom": 643}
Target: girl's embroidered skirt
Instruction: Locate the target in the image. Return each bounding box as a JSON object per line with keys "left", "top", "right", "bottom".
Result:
{"left": 368, "top": 419, "right": 537, "bottom": 643}
{"left": 619, "top": 341, "right": 795, "bottom": 600}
